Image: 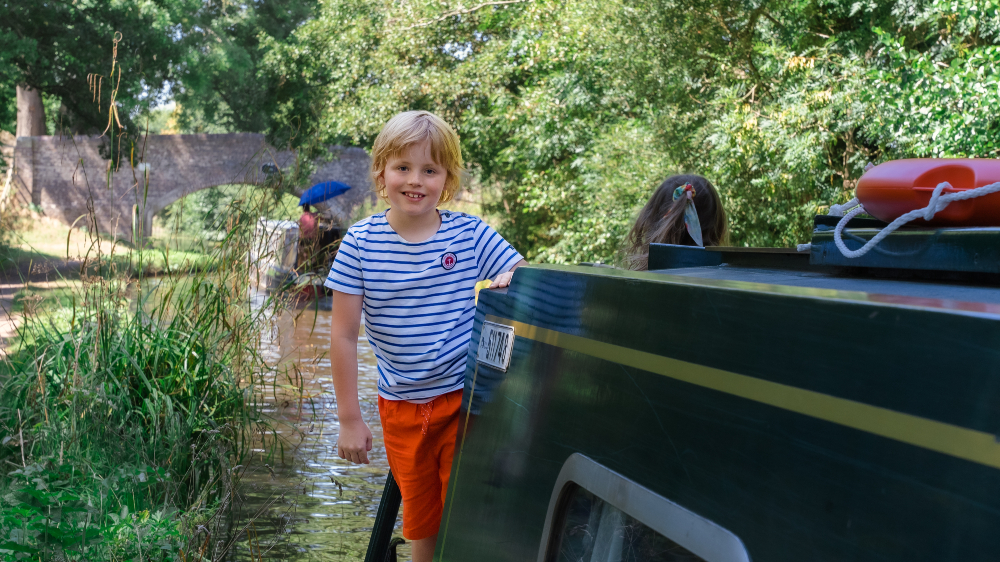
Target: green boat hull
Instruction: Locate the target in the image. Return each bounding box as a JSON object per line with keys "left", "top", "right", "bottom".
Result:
{"left": 437, "top": 264, "right": 1000, "bottom": 561}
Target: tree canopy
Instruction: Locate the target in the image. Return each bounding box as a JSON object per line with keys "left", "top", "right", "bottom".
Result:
{"left": 0, "top": 0, "right": 183, "bottom": 137}
{"left": 261, "top": 0, "right": 1000, "bottom": 261}
{"left": 171, "top": 0, "right": 318, "bottom": 134}
{"left": 0, "top": 0, "right": 316, "bottom": 138}
{"left": 4, "top": 1, "right": 997, "bottom": 260}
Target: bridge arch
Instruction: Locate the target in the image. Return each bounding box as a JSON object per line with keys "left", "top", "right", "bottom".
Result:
{"left": 11, "top": 133, "right": 372, "bottom": 242}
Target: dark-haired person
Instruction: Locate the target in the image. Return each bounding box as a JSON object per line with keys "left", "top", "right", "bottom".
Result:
{"left": 623, "top": 174, "right": 728, "bottom": 270}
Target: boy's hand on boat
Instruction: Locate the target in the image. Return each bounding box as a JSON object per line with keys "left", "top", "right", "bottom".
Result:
{"left": 338, "top": 420, "right": 373, "bottom": 464}
{"left": 489, "top": 260, "right": 527, "bottom": 289}
{"left": 490, "top": 271, "right": 515, "bottom": 288}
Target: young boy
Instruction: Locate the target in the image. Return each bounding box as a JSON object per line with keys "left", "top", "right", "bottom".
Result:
{"left": 325, "top": 111, "right": 525, "bottom": 562}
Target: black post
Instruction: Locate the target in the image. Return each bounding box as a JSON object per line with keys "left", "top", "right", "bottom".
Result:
{"left": 364, "top": 470, "right": 403, "bottom": 562}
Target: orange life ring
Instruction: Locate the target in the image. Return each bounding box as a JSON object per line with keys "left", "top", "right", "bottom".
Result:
{"left": 856, "top": 159, "right": 1000, "bottom": 226}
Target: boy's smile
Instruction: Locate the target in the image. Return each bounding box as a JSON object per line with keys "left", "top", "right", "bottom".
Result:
{"left": 380, "top": 139, "right": 448, "bottom": 225}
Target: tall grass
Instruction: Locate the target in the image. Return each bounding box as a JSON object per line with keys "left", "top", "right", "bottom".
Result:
{"left": 0, "top": 189, "right": 293, "bottom": 561}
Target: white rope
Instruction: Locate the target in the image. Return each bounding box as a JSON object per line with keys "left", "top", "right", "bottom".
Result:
{"left": 828, "top": 197, "right": 860, "bottom": 217}
{"left": 833, "top": 180, "right": 1000, "bottom": 258}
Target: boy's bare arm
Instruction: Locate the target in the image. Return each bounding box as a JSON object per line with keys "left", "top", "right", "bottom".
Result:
{"left": 489, "top": 259, "right": 528, "bottom": 288}
{"left": 330, "top": 290, "right": 373, "bottom": 465}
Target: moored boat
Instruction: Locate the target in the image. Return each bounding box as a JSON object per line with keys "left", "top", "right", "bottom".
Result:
{"left": 373, "top": 228, "right": 999, "bottom": 561}
{"left": 364, "top": 164, "right": 1000, "bottom": 561}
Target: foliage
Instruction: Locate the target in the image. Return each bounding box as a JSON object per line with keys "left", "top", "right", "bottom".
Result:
{"left": 0, "top": 205, "right": 16, "bottom": 261}
{"left": 0, "top": 0, "right": 184, "bottom": 136}
{"left": 0, "top": 11, "right": 313, "bottom": 559}
{"left": 156, "top": 184, "right": 302, "bottom": 243}
{"left": 0, "top": 0, "right": 319, "bottom": 139}
{"left": 261, "top": 0, "right": 1000, "bottom": 262}
{"left": 0, "top": 189, "right": 293, "bottom": 560}
{"left": 866, "top": 2, "right": 1000, "bottom": 158}
{"left": 6, "top": 1, "right": 999, "bottom": 259}
{"left": 0, "top": 464, "right": 184, "bottom": 561}
{"left": 172, "top": 0, "right": 319, "bottom": 135}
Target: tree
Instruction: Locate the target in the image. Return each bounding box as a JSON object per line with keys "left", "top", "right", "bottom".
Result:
{"left": 172, "top": 0, "right": 319, "bottom": 135}
{"left": 15, "top": 85, "right": 45, "bottom": 137}
{"left": 0, "top": 0, "right": 187, "bottom": 140}
{"left": 237, "top": 1, "right": 1000, "bottom": 259}
{"left": 261, "top": 0, "right": 643, "bottom": 259}
{"left": 0, "top": 0, "right": 319, "bottom": 143}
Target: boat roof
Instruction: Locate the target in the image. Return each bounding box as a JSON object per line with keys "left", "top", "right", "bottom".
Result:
{"left": 602, "top": 215, "right": 998, "bottom": 316}
{"left": 534, "top": 262, "right": 1000, "bottom": 320}
{"left": 661, "top": 263, "right": 1000, "bottom": 307}
{"left": 561, "top": 246, "right": 1000, "bottom": 319}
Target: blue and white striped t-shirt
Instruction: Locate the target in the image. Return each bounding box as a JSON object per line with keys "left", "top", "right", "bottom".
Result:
{"left": 325, "top": 210, "right": 524, "bottom": 402}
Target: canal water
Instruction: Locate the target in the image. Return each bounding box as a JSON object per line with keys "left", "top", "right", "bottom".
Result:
{"left": 229, "top": 304, "right": 411, "bottom": 561}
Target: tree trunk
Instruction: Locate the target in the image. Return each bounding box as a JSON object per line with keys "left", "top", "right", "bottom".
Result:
{"left": 16, "top": 85, "right": 46, "bottom": 137}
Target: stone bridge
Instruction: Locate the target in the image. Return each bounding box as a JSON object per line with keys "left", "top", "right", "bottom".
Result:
{"left": 8, "top": 133, "right": 372, "bottom": 242}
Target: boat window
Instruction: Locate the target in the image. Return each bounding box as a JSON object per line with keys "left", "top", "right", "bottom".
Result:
{"left": 537, "top": 454, "right": 749, "bottom": 562}
{"left": 552, "top": 484, "right": 705, "bottom": 562}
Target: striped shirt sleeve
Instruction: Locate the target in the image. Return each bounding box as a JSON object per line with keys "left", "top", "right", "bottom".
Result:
{"left": 325, "top": 228, "right": 364, "bottom": 295}
{"left": 474, "top": 222, "right": 524, "bottom": 282}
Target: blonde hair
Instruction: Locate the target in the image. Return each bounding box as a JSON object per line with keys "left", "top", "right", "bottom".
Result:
{"left": 370, "top": 111, "right": 463, "bottom": 205}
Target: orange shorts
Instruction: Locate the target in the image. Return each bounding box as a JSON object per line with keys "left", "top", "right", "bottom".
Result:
{"left": 378, "top": 389, "right": 463, "bottom": 540}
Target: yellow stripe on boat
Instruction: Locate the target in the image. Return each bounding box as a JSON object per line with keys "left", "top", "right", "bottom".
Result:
{"left": 485, "top": 315, "right": 1000, "bottom": 471}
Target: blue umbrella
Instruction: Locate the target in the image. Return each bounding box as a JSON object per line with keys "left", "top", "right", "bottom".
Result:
{"left": 299, "top": 181, "right": 352, "bottom": 206}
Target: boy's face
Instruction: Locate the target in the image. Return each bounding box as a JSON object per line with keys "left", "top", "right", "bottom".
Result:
{"left": 380, "top": 139, "right": 447, "bottom": 219}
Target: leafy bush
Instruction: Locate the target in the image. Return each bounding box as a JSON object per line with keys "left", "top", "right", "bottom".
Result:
{"left": 156, "top": 184, "right": 301, "bottom": 244}
{"left": 262, "top": 0, "right": 1000, "bottom": 261}
{"left": 0, "top": 192, "right": 288, "bottom": 560}
{"left": 0, "top": 464, "right": 184, "bottom": 561}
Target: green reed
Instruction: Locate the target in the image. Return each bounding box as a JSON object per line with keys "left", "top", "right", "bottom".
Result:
{"left": 0, "top": 188, "right": 293, "bottom": 561}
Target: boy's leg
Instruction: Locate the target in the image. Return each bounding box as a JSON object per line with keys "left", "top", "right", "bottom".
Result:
{"left": 378, "top": 390, "right": 463, "bottom": 552}
{"left": 411, "top": 535, "right": 437, "bottom": 562}
{"left": 410, "top": 390, "right": 462, "bottom": 562}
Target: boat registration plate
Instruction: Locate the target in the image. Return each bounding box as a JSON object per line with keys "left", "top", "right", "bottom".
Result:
{"left": 477, "top": 321, "right": 515, "bottom": 371}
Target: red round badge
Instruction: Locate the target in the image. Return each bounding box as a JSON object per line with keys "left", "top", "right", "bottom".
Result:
{"left": 441, "top": 252, "right": 457, "bottom": 270}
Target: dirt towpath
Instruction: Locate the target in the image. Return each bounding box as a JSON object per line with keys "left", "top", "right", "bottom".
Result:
{"left": 0, "top": 272, "right": 80, "bottom": 356}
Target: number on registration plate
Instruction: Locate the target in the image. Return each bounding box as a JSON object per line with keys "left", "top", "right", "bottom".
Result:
{"left": 477, "top": 321, "right": 515, "bottom": 371}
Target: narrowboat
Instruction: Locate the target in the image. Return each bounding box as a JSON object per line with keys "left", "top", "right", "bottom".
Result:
{"left": 361, "top": 212, "right": 1000, "bottom": 561}
{"left": 253, "top": 218, "right": 342, "bottom": 304}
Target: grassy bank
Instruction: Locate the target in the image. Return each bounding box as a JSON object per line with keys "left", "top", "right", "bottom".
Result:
{"left": 0, "top": 216, "right": 216, "bottom": 280}
{"left": 0, "top": 191, "right": 290, "bottom": 561}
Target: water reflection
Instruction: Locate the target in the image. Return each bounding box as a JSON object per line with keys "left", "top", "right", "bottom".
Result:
{"left": 229, "top": 303, "right": 410, "bottom": 561}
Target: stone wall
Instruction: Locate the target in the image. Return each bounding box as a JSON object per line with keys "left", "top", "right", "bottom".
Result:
{"left": 9, "top": 133, "right": 372, "bottom": 241}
